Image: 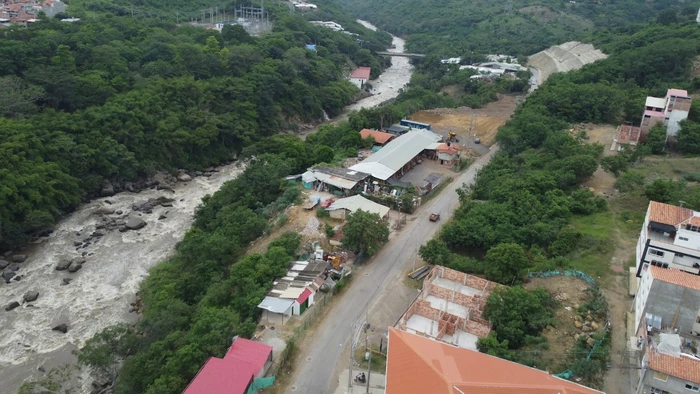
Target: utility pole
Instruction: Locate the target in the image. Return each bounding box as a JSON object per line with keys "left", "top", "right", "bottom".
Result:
{"left": 365, "top": 328, "right": 372, "bottom": 394}
{"left": 397, "top": 201, "right": 402, "bottom": 230}
{"left": 176, "top": 11, "right": 179, "bottom": 24}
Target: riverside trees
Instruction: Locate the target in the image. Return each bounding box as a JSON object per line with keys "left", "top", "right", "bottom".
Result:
{"left": 0, "top": 13, "right": 388, "bottom": 251}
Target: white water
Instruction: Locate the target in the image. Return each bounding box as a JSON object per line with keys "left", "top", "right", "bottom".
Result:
{"left": 345, "top": 20, "right": 413, "bottom": 112}
{"left": 0, "top": 164, "right": 244, "bottom": 392}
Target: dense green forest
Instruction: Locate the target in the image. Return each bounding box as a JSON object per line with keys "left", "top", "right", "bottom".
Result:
{"left": 332, "top": 0, "right": 700, "bottom": 56}
{"left": 0, "top": 12, "right": 393, "bottom": 251}
{"left": 413, "top": 21, "right": 700, "bottom": 387}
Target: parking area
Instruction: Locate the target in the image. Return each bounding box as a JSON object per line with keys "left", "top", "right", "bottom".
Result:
{"left": 399, "top": 159, "right": 455, "bottom": 187}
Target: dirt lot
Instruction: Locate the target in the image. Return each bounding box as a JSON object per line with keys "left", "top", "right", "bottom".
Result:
{"left": 524, "top": 276, "right": 605, "bottom": 373}
{"left": 410, "top": 95, "right": 518, "bottom": 147}
{"left": 578, "top": 123, "right": 618, "bottom": 196}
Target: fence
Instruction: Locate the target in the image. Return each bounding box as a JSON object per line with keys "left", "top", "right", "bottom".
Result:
{"left": 527, "top": 269, "right": 611, "bottom": 379}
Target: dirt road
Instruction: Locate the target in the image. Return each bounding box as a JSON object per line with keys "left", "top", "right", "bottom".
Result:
{"left": 288, "top": 147, "right": 499, "bottom": 393}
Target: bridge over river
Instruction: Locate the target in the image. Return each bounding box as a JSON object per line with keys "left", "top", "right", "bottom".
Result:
{"left": 376, "top": 51, "right": 425, "bottom": 58}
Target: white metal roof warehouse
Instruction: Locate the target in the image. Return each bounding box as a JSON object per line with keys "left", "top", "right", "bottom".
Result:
{"left": 349, "top": 130, "right": 441, "bottom": 180}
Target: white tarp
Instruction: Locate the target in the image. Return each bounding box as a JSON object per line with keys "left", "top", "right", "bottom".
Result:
{"left": 326, "top": 195, "right": 390, "bottom": 218}
{"left": 657, "top": 333, "right": 682, "bottom": 358}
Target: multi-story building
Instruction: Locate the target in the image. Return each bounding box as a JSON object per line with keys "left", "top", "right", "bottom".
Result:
{"left": 640, "top": 89, "right": 692, "bottom": 138}
{"left": 635, "top": 201, "right": 700, "bottom": 280}
{"left": 633, "top": 264, "right": 700, "bottom": 394}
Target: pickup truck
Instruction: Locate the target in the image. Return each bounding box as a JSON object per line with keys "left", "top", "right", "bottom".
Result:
{"left": 429, "top": 213, "right": 440, "bottom": 222}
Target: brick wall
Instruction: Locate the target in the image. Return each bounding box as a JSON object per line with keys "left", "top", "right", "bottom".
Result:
{"left": 440, "top": 266, "right": 468, "bottom": 284}
{"left": 465, "top": 320, "right": 491, "bottom": 337}
{"left": 415, "top": 299, "right": 442, "bottom": 321}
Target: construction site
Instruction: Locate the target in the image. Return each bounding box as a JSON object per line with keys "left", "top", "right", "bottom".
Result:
{"left": 528, "top": 41, "right": 608, "bottom": 83}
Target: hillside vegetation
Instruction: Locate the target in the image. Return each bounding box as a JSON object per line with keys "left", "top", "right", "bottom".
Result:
{"left": 332, "top": 0, "right": 700, "bottom": 56}
{"left": 0, "top": 14, "right": 390, "bottom": 251}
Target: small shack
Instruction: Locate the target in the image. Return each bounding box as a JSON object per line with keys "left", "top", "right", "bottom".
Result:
{"left": 326, "top": 195, "right": 391, "bottom": 220}
{"left": 348, "top": 67, "right": 371, "bottom": 89}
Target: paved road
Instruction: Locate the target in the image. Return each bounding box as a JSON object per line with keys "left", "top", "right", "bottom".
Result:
{"left": 289, "top": 146, "right": 499, "bottom": 393}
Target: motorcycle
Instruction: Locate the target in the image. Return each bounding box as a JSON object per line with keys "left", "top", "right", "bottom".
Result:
{"left": 354, "top": 373, "right": 366, "bottom": 384}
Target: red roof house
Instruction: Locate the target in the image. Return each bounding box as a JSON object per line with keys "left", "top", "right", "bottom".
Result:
{"left": 386, "top": 327, "right": 604, "bottom": 394}
{"left": 349, "top": 67, "right": 371, "bottom": 80}
{"left": 182, "top": 338, "right": 273, "bottom": 394}
{"left": 359, "top": 128, "right": 396, "bottom": 145}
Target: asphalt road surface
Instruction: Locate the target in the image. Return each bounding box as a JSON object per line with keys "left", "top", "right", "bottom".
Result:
{"left": 289, "top": 146, "right": 499, "bottom": 393}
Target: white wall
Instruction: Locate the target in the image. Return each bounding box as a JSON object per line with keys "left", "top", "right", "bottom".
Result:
{"left": 349, "top": 78, "right": 364, "bottom": 88}
{"left": 635, "top": 265, "right": 654, "bottom": 333}
{"left": 673, "top": 228, "right": 700, "bottom": 250}
{"left": 667, "top": 109, "right": 689, "bottom": 136}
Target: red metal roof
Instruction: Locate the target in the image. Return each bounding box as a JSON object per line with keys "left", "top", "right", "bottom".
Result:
{"left": 350, "top": 67, "right": 371, "bottom": 80}
{"left": 360, "top": 129, "right": 395, "bottom": 144}
{"left": 182, "top": 357, "right": 255, "bottom": 394}
{"left": 296, "top": 288, "right": 312, "bottom": 304}
{"left": 224, "top": 338, "right": 273, "bottom": 373}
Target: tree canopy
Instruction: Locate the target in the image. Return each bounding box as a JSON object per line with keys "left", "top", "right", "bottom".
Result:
{"left": 341, "top": 209, "right": 390, "bottom": 255}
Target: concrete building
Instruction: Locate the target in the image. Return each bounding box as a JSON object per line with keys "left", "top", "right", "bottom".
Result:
{"left": 348, "top": 67, "right": 371, "bottom": 89}
{"left": 396, "top": 266, "right": 497, "bottom": 350}
{"left": 633, "top": 264, "right": 700, "bottom": 394}
{"left": 386, "top": 327, "right": 604, "bottom": 394}
{"left": 635, "top": 201, "right": 700, "bottom": 279}
{"left": 349, "top": 129, "right": 442, "bottom": 181}
{"left": 612, "top": 124, "right": 642, "bottom": 151}
{"left": 310, "top": 20, "right": 342, "bottom": 31}
{"left": 640, "top": 89, "right": 692, "bottom": 139}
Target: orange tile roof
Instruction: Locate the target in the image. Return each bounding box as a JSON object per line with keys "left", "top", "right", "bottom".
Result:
{"left": 647, "top": 348, "right": 700, "bottom": 383}
{"left": 648, "top": 201, "right": 693, "bottom": 226}
{"left": 650, "top": 266, "right": 700, "bottom": 291}
{"left": 436, "top": 143, "right": 462, "bottom": 155}
{"left": 386, "top": 327, "right": 604, "bottom": 394}
{"left": 359, "top": 129, "right": 395, "bottom": 145}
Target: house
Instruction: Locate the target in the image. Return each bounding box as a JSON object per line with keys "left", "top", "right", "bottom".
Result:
{"left": 359, "top": 128, "right": 396, "bottom": 149}
{"left": 294, "top": 3, "right": 317, "bottom": 11}
{"left": 476, "top": 61, "right": 527, "bottom": 73}
{"left": 350, "top": 129, "right": 442, "bottom": 181}
{"left": 309, "top": 20, "right": 342, "bottom": 31}
{"left": 300, "top": 166, "right": 369, "bottom": 194}
{"left": 422, "top": 173, "right": 442, "bottom": 192}
{"left": 395, "top": 266, "right": 497, "bottom": 350}
{"left": 325, "top": 194, "right": 390, "bottom": 220}
{"left": 257, "top": 260, "right": 327, "bottom": 324}
{"left": 385, "top": 124, "right": 410, "bottom": 136}
{"left": 440, "top": 57, "right": 461, "bottom": 64}
{"left": 634, "top": 201, "right": 700, "bottom": 279}
{"left": 432, "top": 142, "right": 463, "bottom": 165}
{"left": 612, "top": 124, "right": 642, "bottom": 151}
{"left": 348, "top": 67, "right": 371, "bottom": 89}
{"left": 386, "top": 327, "right": 605, "bottom": 394}
{"left": 640, "top": 89, "right": 692, "bottom": 139}
{"left": 182, "top": 337, "right": 273, "bottom": 394}
{"left": 632, "top": 265, "right": 700, "bottom": 394}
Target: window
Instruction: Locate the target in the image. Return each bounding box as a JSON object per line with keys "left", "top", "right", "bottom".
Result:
{"left": 680, "top": 237, "right": 689, "bottom": 241}
{"left": 653, "top": 371, "right": 669, "bottom": 381}
{"left": 686, "top": 383, "right": 700, "bottom": 392}
{"left": 651, "top": 387, "right": 670, "bottom": 394}
{"left": 650, "top": 249, "right": 665, "bottom": 257}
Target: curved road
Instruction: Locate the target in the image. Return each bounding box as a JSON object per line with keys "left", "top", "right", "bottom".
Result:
{"left": 289, "top": 146, "right": 499, "bottom": 393}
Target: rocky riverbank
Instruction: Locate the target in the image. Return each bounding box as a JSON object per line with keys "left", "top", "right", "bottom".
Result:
{"left": 0, "top": 162, "right": 245, "bottom": 393}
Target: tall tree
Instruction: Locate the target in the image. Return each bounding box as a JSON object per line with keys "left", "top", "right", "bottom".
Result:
{"left": 341, "top": 209, "right": 390, "bottom": 255}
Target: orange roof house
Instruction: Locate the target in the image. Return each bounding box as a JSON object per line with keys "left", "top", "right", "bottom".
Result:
{"left": 386, "top": 327, "right": 604, "bottom": 394}
{"left": 359, "top": 129, "right": 396, "bottom": 145}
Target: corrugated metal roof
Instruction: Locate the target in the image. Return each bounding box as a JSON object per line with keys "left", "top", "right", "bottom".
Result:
{"left": 225, "top": 338, "right": 272, "bottom": 373}
{"left": 327, "top": 195, "right": 390, "bottom": 218}
{"left": 350, "top": 130, "right": 441, "bottom": 180}
{"left": 313, "top": 171, "right": 358, "bottom": 189}
{"left": 296, "top": 288, "right": 312, "bottom": 304}
{"left": 257, "top": 296, "right": 294, "bottom": 314}
{"left": 279, "top": 286, "right": 306, "bottom": 300}
{"left": 182, "top": 357, "right": 254, "bottom": 394}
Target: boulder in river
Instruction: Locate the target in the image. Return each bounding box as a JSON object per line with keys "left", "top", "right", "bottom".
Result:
{"left": 24, "top": 291, "right": 39, "bottom": 302}
{"left": 0, "top": 259, "right": 9, "bottom": 269}
{"left": 3, "top": 270, "right": 16, "bottom": 283}
{"left": 12, "top": 255, "right": 27, "bottom": 263}
{"left": 177, "top": 173, "right": 192, "bottom": 182}
{"left": 5, "top": 301, "right": 20, "bottom": 311}
{"left": 100, "top": 181, "right": 115, "bottom": 197}
{"left": 55, "top": 261, "right": 72, "bottom": 271}
{"left": 7, "top": 263, "right": 20, "bottom": 271}
{"left": 94, "top": 206, "right": 116, "bottom": 215}
{"left": 52, "top": 323, "right": 68, "bottom": 334}
{"left": 68, "top": 263, "right": 83, "bottom": 273}
{"left": 125, "top": 217, "right": 147, "bottom": 230}
{"left": 61, "top": 278, "right": 73, "bottom": 285}
{"left": 71, "top": 257, "right": 86, "bottom": 265}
